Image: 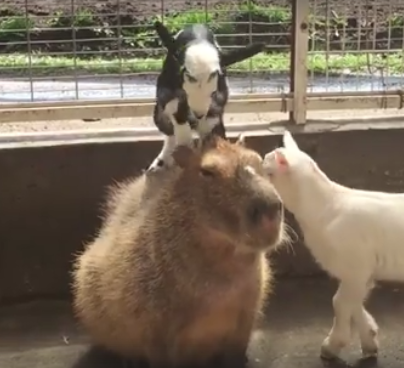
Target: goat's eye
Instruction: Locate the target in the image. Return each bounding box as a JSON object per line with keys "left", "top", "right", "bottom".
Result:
{"left": 185, "top": 73, "right": 197, "bottom": 83}
{"left": 208, "top": 71, "right": 218, "bottom": 81}
{"left": 200, "top": 167, "right": 216, "bottom": 178}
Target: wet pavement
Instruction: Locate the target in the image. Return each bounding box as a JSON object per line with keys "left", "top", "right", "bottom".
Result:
{"left": 1, "top": 278, "right": 404, "bottom": 368}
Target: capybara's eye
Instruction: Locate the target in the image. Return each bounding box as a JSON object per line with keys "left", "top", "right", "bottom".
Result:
{"left": 200, "top": 167, "right": 216, "bottom": 178}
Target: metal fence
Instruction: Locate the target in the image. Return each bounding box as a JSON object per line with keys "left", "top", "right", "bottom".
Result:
{"left": 0, "top": 0, "right": 403, "bottom": 124}
{"left": 304, "top": 0, "right": 404, "bottom": 122}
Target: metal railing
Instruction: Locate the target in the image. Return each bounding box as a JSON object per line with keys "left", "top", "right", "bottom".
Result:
{"left": 0, "top": 0, "right": 403, "bottom": 125}
{"left": 301, "top": 0, "right": 404, "bottom": 123}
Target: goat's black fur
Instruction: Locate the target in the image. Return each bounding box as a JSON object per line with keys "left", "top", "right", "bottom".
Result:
{"left": 154, "top": 21, "right": 266, "bottom": 69}
{"left": 148, "top": 22, "right": 265, "bottom": 171}
{"left": 153, "top": 23, "right": 228, "bottom": 135}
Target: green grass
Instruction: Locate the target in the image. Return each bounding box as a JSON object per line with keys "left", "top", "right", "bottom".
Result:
{"left": 0, "top": 52, "right": 403, "bottom": 76}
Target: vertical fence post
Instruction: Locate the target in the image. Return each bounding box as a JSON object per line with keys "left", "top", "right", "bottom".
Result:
{"left": 289, "top": 0, "right": 310, "bottom": 124}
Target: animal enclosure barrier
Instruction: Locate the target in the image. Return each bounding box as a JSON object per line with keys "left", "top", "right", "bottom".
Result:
{"left": 303, "top": 0, "right": 404, "bottom": 122}
{"left": 0, "top": 0, "right": 403, "bottom": 124}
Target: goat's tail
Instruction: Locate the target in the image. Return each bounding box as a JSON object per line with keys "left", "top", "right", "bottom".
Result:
{"left": 221, "top": 43, "right": 266, "bottom": 67}
{"left": 154, "top": 21, "right": 177, "bottom": 55}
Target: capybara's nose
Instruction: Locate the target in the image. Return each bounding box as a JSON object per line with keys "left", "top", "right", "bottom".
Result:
{"left": 247, "top": 198, "right": 283, "bottom": 225}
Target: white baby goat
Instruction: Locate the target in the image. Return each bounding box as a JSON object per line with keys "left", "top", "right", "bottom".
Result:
{"left": 262, "top": 131, "right": 404, "bottom": 360}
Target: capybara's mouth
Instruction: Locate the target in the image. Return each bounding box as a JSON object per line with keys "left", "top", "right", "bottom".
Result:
{"left": 253, "top": 215, "right": 283, "bottom": 249}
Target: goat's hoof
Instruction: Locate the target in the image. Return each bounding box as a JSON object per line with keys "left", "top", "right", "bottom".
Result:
{"left": 147, "top": 158, "right": 169, "bottom": 173}
{"left": 361, "top": 343, "right": 379, "bottom": 359}
{"left": 320, "top": 337, "right": 344, "bottom": 360}
{"left": 361, "top": 327, "right": 379, "bottom": 359}
{"left": 362, "top": 349, "right": 378, "bottom": 360}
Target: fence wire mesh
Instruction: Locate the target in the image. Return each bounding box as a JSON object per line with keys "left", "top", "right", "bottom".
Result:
{"left": 0, "top": 0, "right": 292, "bottom": 105}
{"left": 307, "top": 0, "right": 404, "bottom": 94}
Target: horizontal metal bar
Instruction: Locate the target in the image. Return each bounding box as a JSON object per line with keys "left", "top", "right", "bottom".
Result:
{"left": 0, "top": 122, "right": 275, "bottom": 145}
{"left": 3, "top": 90, "right": 399, "bottom": 111}
{"left": 307, "top": 91, "right": 403, "bottom": 98}
{"left": 0, "top": 93, "right": 290, "bottom": 110}
{"left": 2, "top": 115, "right": 404, "bottom": 149}
{"left": 0, "top": 96, "right": 292, "bottom": 123}
{"left": 1, "top": 91, "right": 403, "bottom": 123}
{"left": 306, "top": 94, "right": 404, "bottom": 110}
{"left": 1, "top": 90, "right": 399, "bottom": 111}
{"left": 307, "top": 49, "right": 404, "bottom": 55}
{"left": 1, "top": 73, "right": 156, "bottom": 81}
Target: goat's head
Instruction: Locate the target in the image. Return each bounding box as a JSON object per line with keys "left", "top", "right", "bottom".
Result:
{"left": 263, "top": 131, "right": 323, "bottom": 209}
{"left": 155, "top": 22, "right": 221, "bottom": 110}
{"left": 172, "top": 135, "right": 285, "bottom": 252}
{"left": 155, "top": 21, "right": 265, "bottom": 117}
{"left": 155, "top": 21, "right": 266, "bottom": 70}
{"left": 179, "top": 40, "right": 221, "bottom": 115}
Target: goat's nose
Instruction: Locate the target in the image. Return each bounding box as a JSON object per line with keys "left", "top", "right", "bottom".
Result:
{"left": 247, "top": 198, "right": 282, "bottom": 225}
{"left": 194, "top": 112, "right": 204, "bottom": 119}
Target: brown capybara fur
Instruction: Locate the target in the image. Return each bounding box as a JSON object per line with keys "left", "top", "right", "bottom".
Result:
{"left": 72, "top": 136, "right": 286, "bottom": 368}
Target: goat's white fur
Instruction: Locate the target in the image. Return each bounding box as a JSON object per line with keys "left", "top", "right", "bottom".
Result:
{"left": 262, "top": 131, "right": 404, "bottom": 359}
{"left": 149, "top": 98, "right": 194, "bottom": 170}
{"left": 196, "top": 116, "right": 220, "bottom": 137}
{"left": 183, "top": 41, "right": 221, "bottom": 117}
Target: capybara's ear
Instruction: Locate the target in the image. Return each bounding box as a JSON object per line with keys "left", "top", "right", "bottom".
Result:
{"left": 200, "top": 133, "right": 224, "bottom": 152}
{"left": 172, "top": 145, "right": 198, "bottom": 169}
{"left": 235, "top": 133, "right": 246, "bottom": 147}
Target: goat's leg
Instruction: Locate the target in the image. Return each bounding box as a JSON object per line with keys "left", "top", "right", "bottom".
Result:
{"left": 321, "top": 281, "right": 367, "bottom": 359}
{"left": 197, "top": 115, "right": 226, "bottom": 148}
{"left": 148, "top": 98, "right": 192, "bottom": 172}
{"left": 351, "top": 283, "right": 379, "bottom": 359}
{"left": 354, "top": 307, "right": 379, "bottom": 358}
{"left": 197, "top": 116, "right": 225, "bottom": 138}
{"left": 147, "top": 135, "right": 177, "bottom": 172}
{"left": 149, "top": 97, "right": 176, "bottom": 172}
{"left": 196, "top": 85, "right": 227, "bottom": 146}
{"left": 171, "top": 117, "right": 194, "bottom": 148}
{"left": 209, "top": 118, "right": 226, "bottom": 139}
{"left": 147, "top": 120, "right": 193, "bottom": 172}
{"left": 171, "top": 96, "right": 194, "bottom": 148}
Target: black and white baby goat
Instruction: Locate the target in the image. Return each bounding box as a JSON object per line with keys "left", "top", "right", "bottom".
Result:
{"left": 148, "top": 22, "right": 265, "bottom": 172}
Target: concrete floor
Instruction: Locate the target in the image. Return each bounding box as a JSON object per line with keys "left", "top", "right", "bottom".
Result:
{"left": 1, "top": 278, "right": 404, "bottom": 368}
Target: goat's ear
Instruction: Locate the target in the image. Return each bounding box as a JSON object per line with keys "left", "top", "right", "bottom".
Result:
{"left": 235, "top": 133, "right": 246, "bottom": 147}
{"left": 154, "top": 21, "right": 177, "bottom": 55}
{"left": 274, "top": 149, "right": 289, "bottom": 172}
{"left": 172, "top": 145, "right": 198, "bottom": 169}
{"left": 283, "top": 130, "right": 299, "bottom": 151}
